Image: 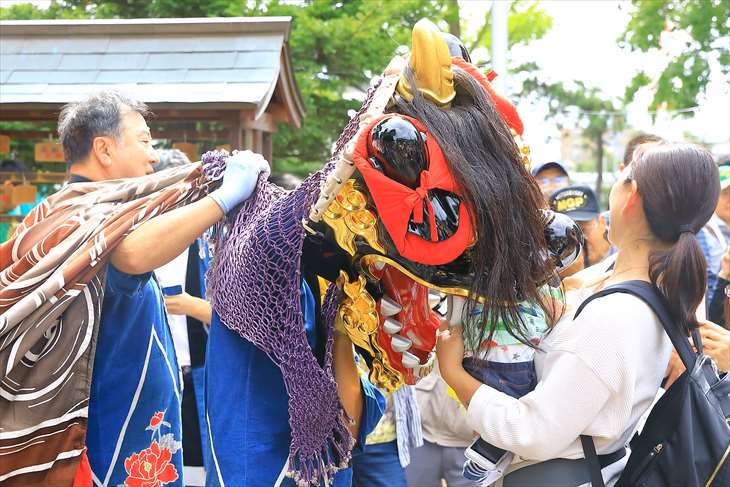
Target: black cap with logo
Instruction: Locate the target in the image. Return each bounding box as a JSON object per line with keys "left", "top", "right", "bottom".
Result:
{"left": 549, "top": 185, "right": 600, "bottom": 221}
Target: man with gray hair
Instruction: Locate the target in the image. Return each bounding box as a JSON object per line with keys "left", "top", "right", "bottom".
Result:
{"left": 53, "top": 91, "right": 267, "bottom": 485}
{"left": 59, "top": 91, "right": 160, "bottom": 180}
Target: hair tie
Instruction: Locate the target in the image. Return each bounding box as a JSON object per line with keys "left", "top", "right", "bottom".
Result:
{"left": 678, "top": 224, "right": 694, "bottom": 235}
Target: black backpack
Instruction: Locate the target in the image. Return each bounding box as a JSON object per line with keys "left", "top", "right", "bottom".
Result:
{"left": 574, "top": 280, "right": 730, "bottom": 487}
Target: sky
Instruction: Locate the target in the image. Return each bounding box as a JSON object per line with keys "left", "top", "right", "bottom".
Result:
{"left": 460, "top": 0, "right": 730, "bottom": 163}
{"left": 3, "top": 0, "right": 728, "bottom": 161}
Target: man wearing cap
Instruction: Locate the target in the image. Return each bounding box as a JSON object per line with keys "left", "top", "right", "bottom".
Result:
{"left": 550, "top": 185, "right": 610, "bottom": 276}
{"left": 532, "top": 160, "right": 570, "bottom": 202}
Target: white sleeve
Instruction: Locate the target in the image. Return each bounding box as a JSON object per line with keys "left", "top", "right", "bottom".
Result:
{"left": 466, "top": 350, "right": 611, "bottom": 461}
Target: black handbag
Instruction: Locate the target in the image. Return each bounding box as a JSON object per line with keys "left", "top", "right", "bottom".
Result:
{"left": 575, "top": 280, "right": 730, "bottom": 486}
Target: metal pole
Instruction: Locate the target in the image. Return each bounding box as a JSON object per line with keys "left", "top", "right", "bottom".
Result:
{"left": 491, "top": 0, "right": 509, "bottom": 93}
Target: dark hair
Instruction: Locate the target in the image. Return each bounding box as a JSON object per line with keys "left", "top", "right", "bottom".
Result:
{"left": 268, "top": 173, "right": 302, "bottom": 190}
{"left": 0, "top": 159, "right": 30, "bottom": 172}
{"left": 58, "top": 91, "right": 150, "bottom": 165}
{"left": 393, "top": 67, "right": 552, "bottom": 351}
{"left": 624, "top": 133, "right": 664, "bottom": 167}
{"left": 632, "top": 143, "right": 720, "bottom": 332}
{"left": 155, "top": 148, "right": 190, "bottom": 172}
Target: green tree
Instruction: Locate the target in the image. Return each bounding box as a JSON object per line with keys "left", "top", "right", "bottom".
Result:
{"left": 234, "top": 0, "right": 449, "bottom": 173}
{"left": 620, "top": 0, "right": 730, "bottom": 112}
{"left": 1, "top": 0, "right": 445, "bottom": 174}
{"left": 465, "top": 0, "right": 552, "bottom": 56}
{"left": 248, "top": 0, "right": 552, "bottom": 171}
{"left": 521, "top": 78, "right": 624, "bottom": 198}
{"left": 0, "top": 1, "right": 88, "bottom": 20}
{"left": 0, "top": 0, "right": 555, "bottom": 175}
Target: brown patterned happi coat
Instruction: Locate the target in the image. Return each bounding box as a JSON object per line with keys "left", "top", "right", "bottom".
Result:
{"left": 0, "top": 164, "right": 213, "bottom": 486}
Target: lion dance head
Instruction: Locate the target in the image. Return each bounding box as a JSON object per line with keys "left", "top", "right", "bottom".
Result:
{"left": 303, "top": 19, "right": 582, "bottom": 391}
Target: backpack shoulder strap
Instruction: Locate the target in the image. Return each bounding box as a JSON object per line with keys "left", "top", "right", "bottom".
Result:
{"left": 575, "top": 281, "right": 698, "bottom": 487}
{"left": 580, "top": 434, "right": 606, "bottom": 487}
{"left": 574, "top": 280, "right": 697, "bottom": 371}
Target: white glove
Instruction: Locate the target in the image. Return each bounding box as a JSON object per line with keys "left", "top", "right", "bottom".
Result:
{"left": 209, "top": 150, "right": 270, "bottom": 214}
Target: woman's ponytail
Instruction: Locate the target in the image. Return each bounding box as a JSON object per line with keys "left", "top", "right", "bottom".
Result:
{"left": 634, "top": 144, "right": 720, "bottom": 334}
{"left": 648, "top": 230, "right": 707, "bottom": 332}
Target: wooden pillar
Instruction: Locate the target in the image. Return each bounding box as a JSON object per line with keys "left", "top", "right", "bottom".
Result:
{"left": 262, "top": 132, "right": 273, "bottom": 165}
{"left": 240, "top": 110, "right": 277, "bottom": 167}
{"left": 228, "top": 114, "right": 243, "bottom": 149}
{"left": 253, "top": 129, "right": 263, "bottom": 153}
{"left": 243, "top": 128, "right": 254, "bottom": 151}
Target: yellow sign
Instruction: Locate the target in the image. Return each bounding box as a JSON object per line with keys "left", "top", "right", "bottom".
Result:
{"left": 172, "top": 142, "right": 199, "bottom": 163}
{"left": 0, "top": 135, "right": 10, "bottom": 155}
{"left": 11, "top": 183, "right": 37, "bottom": 206}
{"left": 34, "top": 142, "right": 65, "bottom": 162}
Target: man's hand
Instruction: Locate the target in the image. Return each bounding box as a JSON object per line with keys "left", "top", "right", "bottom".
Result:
{"left": 112, "top": 150, "right": 269, "bottom": 276}
{"left": 163, "top": 292, "right": 212, "bottom": 324}
{"left": 435, "top": 322, "right": 466, "bottom": 384}
{"left": 209, "top": 150, "right": 270, "bottom": 214}
{"left": 162, "top": 293, "right": 191, "bottom": 315}
{"left": 332, "top": 330, "right": 363, "bottom": 438}
{"left": 435, "top": 320, "right": 481, "bottom": 407}
{"left": 664, "top": 320, "right": 729, "bottom": 388}
{"left": 719, "top": 249, "right": 730, "bottom": 281}
{"left": 699, "top": 321, "right": 730, "bottom": 371}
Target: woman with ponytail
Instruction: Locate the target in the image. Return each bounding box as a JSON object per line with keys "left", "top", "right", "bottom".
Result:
{"left": 436, "top": 142, "right": 721, "bottom": 486}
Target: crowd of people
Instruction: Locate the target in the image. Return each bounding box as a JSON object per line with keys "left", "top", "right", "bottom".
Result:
{"left": 1, "top": 26, "right": 729, "bottom": 487}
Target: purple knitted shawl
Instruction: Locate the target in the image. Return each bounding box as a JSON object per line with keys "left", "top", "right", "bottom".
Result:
{"left": 204, "top": 83, "right": 379, "bottom": 486}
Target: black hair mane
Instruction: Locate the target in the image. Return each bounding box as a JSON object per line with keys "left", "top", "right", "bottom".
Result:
{"left": 392, "top": 67, "right": 554, "bottom": 352}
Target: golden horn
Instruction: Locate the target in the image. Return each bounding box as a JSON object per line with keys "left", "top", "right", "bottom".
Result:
{"left": 396, "top": 18, "right": 455, "bottom": 106}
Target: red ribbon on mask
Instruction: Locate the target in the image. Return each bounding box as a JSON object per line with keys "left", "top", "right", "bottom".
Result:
{"left": 408, "top": 173, "right": 439, "bottom": 242}
{"left": 353, "top": 114, "right": 474, "bottom": 266}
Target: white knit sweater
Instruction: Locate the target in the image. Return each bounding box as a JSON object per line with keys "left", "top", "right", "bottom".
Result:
{"left": 466, "top": 289, "right": 672, "bottom": 465}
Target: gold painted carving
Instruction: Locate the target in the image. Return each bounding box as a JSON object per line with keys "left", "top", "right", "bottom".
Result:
{"left": 511, "top": 128, "right": 532, "bottom": 170}
{"left": 336, "top": 271, "right": 379, "bottom": 351}
{"left": 322, "top": 179, "right": 385, "bottom": 256}
{"left": 335, "top": 271, "right": 403, "bottom": 392}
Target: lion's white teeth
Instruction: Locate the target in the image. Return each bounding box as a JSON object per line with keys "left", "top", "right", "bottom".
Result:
{"left": 391, "top": 334, "right": 412, "bottom": 352}
{"left": 383, "top": 318, "right": 402, "bottom": 334}
{"left": 380, "top": 297, "right": 401, "bottom": 317}
{"left": 406, "top": 330, "right": 423, "bottom": 348}
{"left": 401, "top": 351, "right": 420, "bottom": 368}
{"left": 428, "top": 291, "right": 442, "bottom": 309}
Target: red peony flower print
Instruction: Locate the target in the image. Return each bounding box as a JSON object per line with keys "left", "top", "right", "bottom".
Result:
{"left": 123, "top": 440, "right": 178, "bottom": 487}
{"left": 149, "top": 411, "right": 165, "bottom": 430}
